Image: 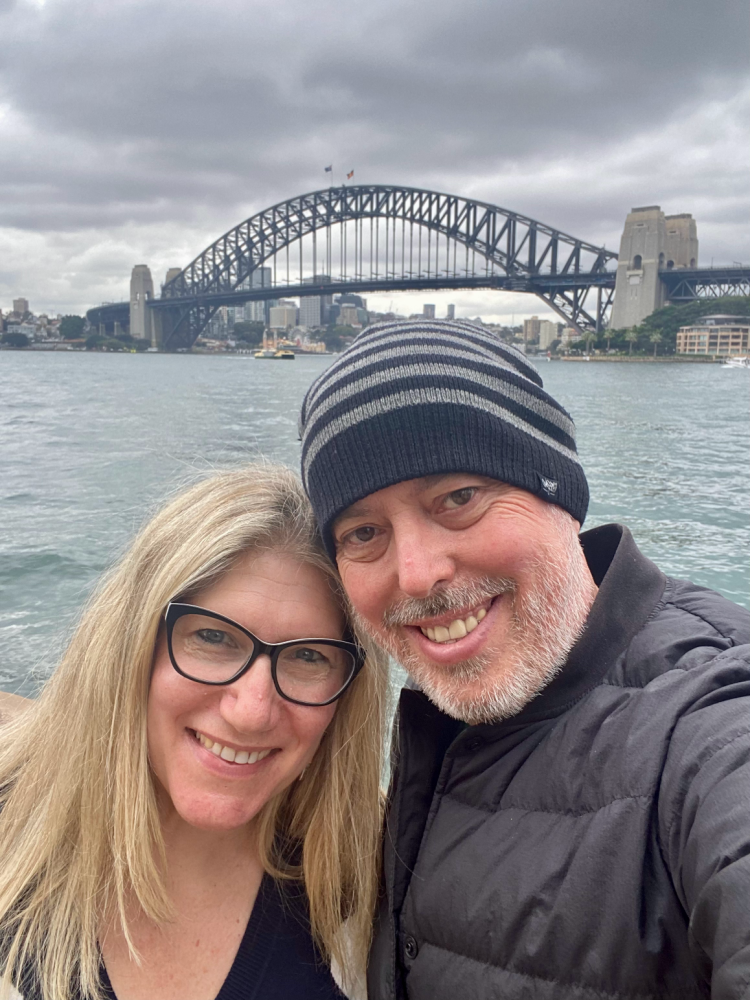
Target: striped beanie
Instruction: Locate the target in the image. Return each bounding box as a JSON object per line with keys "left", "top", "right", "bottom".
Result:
{"left": 299, "top": 318, "right": 588, "bottom": 558}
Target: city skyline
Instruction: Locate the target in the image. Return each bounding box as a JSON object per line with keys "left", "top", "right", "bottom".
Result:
{"left": 0, "top": 0, "right": 747, "bottom": 322}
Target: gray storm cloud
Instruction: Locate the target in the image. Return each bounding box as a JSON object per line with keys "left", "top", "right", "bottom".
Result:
{"left": 0, "top": 0, "right": 747, "bottom": 314}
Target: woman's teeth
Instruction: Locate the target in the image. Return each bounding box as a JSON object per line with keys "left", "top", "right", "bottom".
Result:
{"left": 420, "top": 607, "right": 487, "bottom": 643}
{"left": 195, "top": 731, "right": 272, "bottom": 765}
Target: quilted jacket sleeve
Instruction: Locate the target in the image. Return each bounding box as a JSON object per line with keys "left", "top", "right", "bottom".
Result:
{"left": 659, "top": 646, "right": 750, "bottom": 1000}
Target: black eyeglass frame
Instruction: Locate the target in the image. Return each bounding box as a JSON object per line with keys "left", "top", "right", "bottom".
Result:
{"left": 164, "top": 602, "right": 365, "bottom": 707}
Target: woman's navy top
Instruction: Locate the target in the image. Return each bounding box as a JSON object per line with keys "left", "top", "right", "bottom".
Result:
{"left": 19, "top": 874, "right": 345, "bottom": 1000}
{"left": 102, "top": 874, "right": 345, "bottom": 1000}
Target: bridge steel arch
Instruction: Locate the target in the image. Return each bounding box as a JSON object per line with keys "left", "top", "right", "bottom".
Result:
{"left": 153, "top": 185, "right": 618, "bottom": 350}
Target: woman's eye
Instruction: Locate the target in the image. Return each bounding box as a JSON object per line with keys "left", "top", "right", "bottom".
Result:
{"left": 196, "top": 628, "right": 230, "bottom": 646}
{"left": 293, "top": 647, "right": 326, "bottom": 663}
{"left": 443, "top": 487, "right": 477, "bottom": 509}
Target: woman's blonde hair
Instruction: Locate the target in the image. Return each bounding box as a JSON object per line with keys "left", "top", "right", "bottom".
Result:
{"left": 0, "top": 464, "right": 388, "bottom": 999}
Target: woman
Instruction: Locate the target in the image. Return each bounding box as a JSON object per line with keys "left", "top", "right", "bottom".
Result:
{"left": 0, "top": 465, "right": 388, "bottom": 1000}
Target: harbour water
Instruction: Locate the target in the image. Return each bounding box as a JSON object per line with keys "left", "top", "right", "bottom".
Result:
{"left": 1, "top": 351, "right": 748, "bottom": 696}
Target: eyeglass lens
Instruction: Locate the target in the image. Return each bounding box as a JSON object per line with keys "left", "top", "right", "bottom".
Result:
{"left": 170, "top": 612, "right": 356, "bottom": 703}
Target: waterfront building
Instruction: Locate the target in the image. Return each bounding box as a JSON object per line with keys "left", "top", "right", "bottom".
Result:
{"left": 559, "top": 327, "right": 578, "bottom": 348}
{"left": 447, "top": 304, "right": 455, "bottom": 320}
{"left": 538, "top": 320, "right": 560, "bottom": 349}
{"left": 423, "top": 304, "right": 436, "bottom": 319}
{"left": 676, "top": 315, "right": 749, "bottom": 356}
{"left": 13, "top": 297, "right": 29, "bottom": 317}
{"left": 269, "top": 300, "right": 298, "bottom": 331}
{"left": 611, "top": 206, "right": 698, "bottom": 329}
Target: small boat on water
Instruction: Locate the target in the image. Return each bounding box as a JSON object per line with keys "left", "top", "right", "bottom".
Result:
{"left": 254, "top": 333, "right": 295, "bottom": 360}
{"left": 721, "top": 356, "right": 750, "bottom": 369}
{"left": 253, "top": 348, "right": 295, "bottom": 360}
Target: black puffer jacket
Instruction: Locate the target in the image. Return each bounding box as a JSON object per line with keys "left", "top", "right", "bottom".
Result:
{"left": 368, "top": 524, "right": 750, "bottom": 1000}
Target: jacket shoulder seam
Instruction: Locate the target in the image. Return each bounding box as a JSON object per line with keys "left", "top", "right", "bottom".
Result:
{"left": 662, "top": 598, "right": 738, "bottom": 640}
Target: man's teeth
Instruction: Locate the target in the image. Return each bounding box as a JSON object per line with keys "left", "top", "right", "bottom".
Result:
{"left": 195, "top": 731, "right": 272, "bottom": 765}
{"left": 420, "top": 607, "right": 487, "bottom": 643}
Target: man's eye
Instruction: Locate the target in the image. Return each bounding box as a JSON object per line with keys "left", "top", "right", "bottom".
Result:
{"left": 443, "top": 488, "right": 477, "bottom": 509}
{"left": 350, "top": 526, "right": 376, "bottom": 544}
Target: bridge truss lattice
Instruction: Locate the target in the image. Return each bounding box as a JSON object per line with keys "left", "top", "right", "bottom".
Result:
{"left": 153, "top": 185, "right": 618, "bottom": 350}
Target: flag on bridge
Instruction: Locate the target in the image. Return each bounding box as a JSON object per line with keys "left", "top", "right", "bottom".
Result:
{"left": 324, "top": 165, "right": 332, "bottom": 172}
{"left": 347, "top": 170, "right": 354, "bottom": 179}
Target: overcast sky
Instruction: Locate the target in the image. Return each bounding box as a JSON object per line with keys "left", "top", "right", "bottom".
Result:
{"left": 0, "top": 0, "right": 747, "bottom": 323}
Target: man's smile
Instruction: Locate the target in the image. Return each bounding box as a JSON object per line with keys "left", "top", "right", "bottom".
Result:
{"left": 415, "top": 604, "right": 489, "bottom": 643}
{"left": 393, "top": 595, "right": 509, "bottom": 667}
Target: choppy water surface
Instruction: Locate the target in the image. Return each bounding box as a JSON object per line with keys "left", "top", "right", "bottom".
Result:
{"left": 1, "top": 352, "right": 748, "bottom": 695}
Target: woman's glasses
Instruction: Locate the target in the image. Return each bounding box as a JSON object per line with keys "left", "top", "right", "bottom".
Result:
{"left": 164, "top": 603, "right": 364, "bottom": 706}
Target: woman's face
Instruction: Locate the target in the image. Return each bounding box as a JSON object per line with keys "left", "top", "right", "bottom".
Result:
{"left": 147, "top": 550, "right": 343, "bottom": 831}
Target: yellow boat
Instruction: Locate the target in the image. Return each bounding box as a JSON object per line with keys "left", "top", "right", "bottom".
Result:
{"left": 273, "top": 349, "right": 295, "bottom": 360}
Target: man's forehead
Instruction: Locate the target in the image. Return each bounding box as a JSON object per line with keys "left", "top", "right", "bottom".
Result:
{"left": 334, "top": 473, "right": 503, "bottom": 524}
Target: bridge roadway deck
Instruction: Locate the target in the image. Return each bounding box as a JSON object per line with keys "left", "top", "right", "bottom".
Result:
{"left": 86, "top": 265, "right": 749, "bottom": 333}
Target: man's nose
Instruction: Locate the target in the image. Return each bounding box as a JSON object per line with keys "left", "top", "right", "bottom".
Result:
{"left": 391, "top": 520, "right": 456, "bottom": 598}
{"left": 219, "top": 654, "right": 281, "bottom": 732}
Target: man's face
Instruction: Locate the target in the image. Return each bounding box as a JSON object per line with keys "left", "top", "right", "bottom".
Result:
{"left": 333, "top": 475, "right": 597, "bottom": 725}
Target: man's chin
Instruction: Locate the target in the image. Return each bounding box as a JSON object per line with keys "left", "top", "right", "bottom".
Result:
{"left": 397, "top": 642, "right": 516, "bottom": 725}
{"left": 352, "top": 612, "right": 558, "bottom": 725}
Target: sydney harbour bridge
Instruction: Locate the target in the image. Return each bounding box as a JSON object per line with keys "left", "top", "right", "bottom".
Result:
{"left": 87, "top": 184, "right": 750, "bottom": 352}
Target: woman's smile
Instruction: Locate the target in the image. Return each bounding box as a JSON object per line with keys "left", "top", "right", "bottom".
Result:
{"left": 191, "top": 728, "right": 277, "bottom": 766}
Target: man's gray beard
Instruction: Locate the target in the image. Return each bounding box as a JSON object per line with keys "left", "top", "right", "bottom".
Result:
{"left": 351, "top": 517, "right": 595, "bottom": 725}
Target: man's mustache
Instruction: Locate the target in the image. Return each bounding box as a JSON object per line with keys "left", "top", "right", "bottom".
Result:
{"left": 381, "top": 577, "right": 517, "bottom": 628}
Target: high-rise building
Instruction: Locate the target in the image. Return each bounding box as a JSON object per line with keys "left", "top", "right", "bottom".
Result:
{"left": 423, "top": 304, "right": 436, "bottom": 319}
{"left": 523, "top": 315, "right": 541, "bottom": 344}
{"left": 447, "top": 304, "right": 455, "bottom": 320}
{"left": 240, "top": 267, "right": 274, "bottom": 324}
{"left": 129, "top": 265, "right": 155, "bottom": 345}
{"left": 299, "top": 295, "right": 320, "bottom": 329}
{"left": 299, "top": 275, "right": 333, "bottom": 329}
{"left": 339, "top": 303, "right": 362, "bottom": 328}
{"left": 538, "top": 320, "right": 560, "bottom": 349}
{"left": 610, "top": 206, "right": 698, "bottom": 329}
{"left": 13, "top": 297, "right": 29, "bottom": 316}
{"left": 269, "top": 300, "right": 298, "bottom": 330}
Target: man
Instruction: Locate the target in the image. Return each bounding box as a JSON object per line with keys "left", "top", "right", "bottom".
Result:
{"left": 299, "top": 318, "right": 750, "bottom": 1000}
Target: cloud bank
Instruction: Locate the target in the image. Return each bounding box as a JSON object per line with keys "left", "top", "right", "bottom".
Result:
{"left": 0, "top": 0, "right": 747, "bottom": 320}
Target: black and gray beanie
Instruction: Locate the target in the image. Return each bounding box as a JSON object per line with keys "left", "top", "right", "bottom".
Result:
{"left": 299, "top": 318, "right": 588, "bottom": 558}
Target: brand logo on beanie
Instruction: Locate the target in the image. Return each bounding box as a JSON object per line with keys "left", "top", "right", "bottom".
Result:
{"left": 538, "top": 475, "right": 558, "bottom": 497}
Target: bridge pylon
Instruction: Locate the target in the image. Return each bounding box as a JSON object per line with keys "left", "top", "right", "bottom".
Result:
{"left": 610, "top": 206, "right": 698, "bottom": 329}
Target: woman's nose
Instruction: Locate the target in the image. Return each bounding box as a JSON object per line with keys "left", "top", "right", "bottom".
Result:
{"left": 219, "top": 654, "right": 281, "bottom": 732}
